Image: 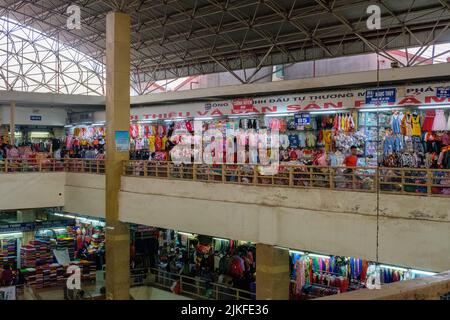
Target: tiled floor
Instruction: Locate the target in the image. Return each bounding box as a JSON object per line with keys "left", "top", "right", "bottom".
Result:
{"left": 130, "top": 286, "right": 193, "bottom": 300}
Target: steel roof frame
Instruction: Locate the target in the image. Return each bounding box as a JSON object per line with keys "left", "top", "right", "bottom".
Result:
{"left": 0, "top": 0, "right": 449, "bottom": 96}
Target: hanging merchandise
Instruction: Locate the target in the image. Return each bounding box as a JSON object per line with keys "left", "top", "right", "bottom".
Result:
{"left": 422, "top": 110, "right": 436, "bottom": 132}
{"left": 401, "top": 112, "right": 413, "bottom": 136}
{"left": 432, "top": 110, "right": 448, "bottom": 131}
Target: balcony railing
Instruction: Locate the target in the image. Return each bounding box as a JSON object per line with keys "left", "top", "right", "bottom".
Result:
{"left": 131, "top": 267, "right": 255, "bottom": 300}
{"left": 0, "top": 158, "right": 105, "bottom": 174}
{"left": 123, "top": 161, "right": 450, "bottom": 197}
{"left": 2, "top": 158, "right": 449, "bottom": 197}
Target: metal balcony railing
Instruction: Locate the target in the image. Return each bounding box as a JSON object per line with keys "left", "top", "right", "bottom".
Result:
{"left": 0, "top": 158, "right": 105, "bottom": 174}
{"left": 122, "top": 160, "right": 450, "bottom": 197}
{"left": 130, "top": 268, "right": 255, "bottom": 300}
{"left": 1, "top": 158, "right": 449, "bottom": 197}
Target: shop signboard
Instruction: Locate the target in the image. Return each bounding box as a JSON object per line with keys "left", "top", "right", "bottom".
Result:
{"left": 232, "top": 98, "right": 254, "bottom": 112}
{"left": 115, "top": 130, "right": 130, "bottom": 152}
{"left": 96, "top": 81, "right": 450, "bottom": 122}
{"left": 365, "top": 88, "right": 397, "bottom": 105}
{"left": 30, "top": 115, "right": 42, "bottom": 121}
{"left": 294, "top": 113, "right": 311, "bottom": 125}
{"left": 0, "top": 219, "right": 75, "bottom": 233}
{"left": 436, "top": 87, "right": 450, "bottom": 98}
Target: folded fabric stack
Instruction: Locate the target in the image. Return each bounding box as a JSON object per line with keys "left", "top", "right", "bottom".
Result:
{"left": 72, "top": 260, "right": 96, "bottom": 281}
{"left": 21, "top": 268, "right": 36, "bottom": 286}
{"left": 21, "top": 245, "right": 37, "bottom": 267}
{"left": 56, "top": 237, "right": 75, "bottom": 260}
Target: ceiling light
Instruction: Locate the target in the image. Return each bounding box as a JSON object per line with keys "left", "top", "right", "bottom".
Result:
{"left": 418, "top": 105, "right": 450, "bottom": 109}
{"left": 309, "top": 110, "right": 340, "bottom": 115}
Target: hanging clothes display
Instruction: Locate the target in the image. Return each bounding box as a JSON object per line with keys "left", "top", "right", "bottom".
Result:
{"left": 401, "top": 112, "right": 413, "bottom": 136}
{"left": 432, "top": 110, "right": 448, "bottom": 131}
{"left": 391, "top": 111, "right": 402, "bottom": 134}
{"left": 422, "top": 110, "right": 436, "bottom": 132}
{"left": 411, "top": 113, "right": 421, "bottom": 136}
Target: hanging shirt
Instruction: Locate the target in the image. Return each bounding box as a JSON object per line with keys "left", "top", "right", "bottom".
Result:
{"left": 411, "top": 114, "right": 421, "bottom": 136}
{"left": 148, "top": 136, "right": 156, "bottom": 152}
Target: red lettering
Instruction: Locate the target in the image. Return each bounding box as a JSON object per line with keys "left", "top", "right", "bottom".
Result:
{"left": 424, "top": 96, "right": 449, "bottom": 104}
{"left": 211, "top": 109, "right": 224, "bottom": 116}
{"left": 262, "top": 106, "right": 278, "bottom": 113}
{"left": 168, "top": 112, "right": 177, "bottom": 118}
{"left": 245, "top": 107, "right": 259, "bottom": 113}
{"left": 397, "top": 96, "right": 421, "bottom": 105}
{"left": 324, "top": 102, "right": 343, "bottom": 109}
{"left": 303, "top": 103, "right": 321, "bottom": 110}
{"left": 354, "top": 100, "right": 365, "bottom": 108}
{"left": 287, "top": 105, "right": 302, "bottom": 111}
{"left": 196, "top": 111, "right": 209, "bottom": 116}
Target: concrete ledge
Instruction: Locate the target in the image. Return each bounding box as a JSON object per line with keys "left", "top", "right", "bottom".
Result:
{"left": 318, "top": 271, "right": 450, "bottom": 300}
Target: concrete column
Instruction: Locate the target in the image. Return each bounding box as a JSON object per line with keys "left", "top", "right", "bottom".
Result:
{"left": 256, "top": 244, "right": 290, "bottom": 300}
{"left": 104, "top": 11, "right": 131, "bottom": 300}
{"left": 10, "top": 101, "right": 15, "bottom": 146}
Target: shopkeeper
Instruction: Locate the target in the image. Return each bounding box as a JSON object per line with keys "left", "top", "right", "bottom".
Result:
{"left": 344, "top": 146, "right": 358, "bottom": 167}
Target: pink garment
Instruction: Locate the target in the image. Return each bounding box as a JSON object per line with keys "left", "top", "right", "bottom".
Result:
{"left": 317, "top": 153, "right": 328, "bottom": 166}
{"left": 442, "top": 133, "right": 450, "bottom": 146}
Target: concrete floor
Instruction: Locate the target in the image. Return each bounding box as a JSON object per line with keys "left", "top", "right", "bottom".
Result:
{"left": 130, "top": 286, "right": 193, "bottom": 300}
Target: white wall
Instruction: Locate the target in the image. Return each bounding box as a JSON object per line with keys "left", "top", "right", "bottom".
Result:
{"left": 0, "top": 106, "right": 67, "bottom": 126}
{"left": 1, "top": 172, "right": 448, "bottom": 271}
{"left": 64, "top": 173, "right": 105, "bottom": 219}
{"left": 118, "top": 177, "right": 450, "bottom": 272}
{"left": 0, "top": 173, "right": 65, "bottom": 210}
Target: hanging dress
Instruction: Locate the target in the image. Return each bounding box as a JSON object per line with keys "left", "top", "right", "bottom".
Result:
{"left": 411, "top": 114, "right": 421, "bottom": 136}
{"left": 422, "top": 110, "right": 436, "bottom": 132}
{"left": 432, "top": 109, "right": 447, "bottom": 131}
{"left": 401, "top": 112, "right": 413, "bottom": 136}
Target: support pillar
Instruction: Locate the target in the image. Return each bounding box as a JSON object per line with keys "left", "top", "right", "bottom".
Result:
{"left": 104, "top": 11, "right": 131, "bottom": 300}
{"left": 10, "top": 101, "right": 15, "bottom": 146}
{"left": 256, "top": 244, "right": 290, "bottom": 300}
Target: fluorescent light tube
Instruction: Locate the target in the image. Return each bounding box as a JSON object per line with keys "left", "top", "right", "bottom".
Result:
{"left": 308, "top": 253, "right": 330, "bottom": 259}
{"left": 177, "top": 231, "right": 195, "bottom": 237}
{"left": 410, "top": 269, "right": 437, "bottom": 276}
{"left": 194, "top": 117, "right": 214, "bottom": 121}
{"left": 213, "top": 237, "right": 230, "bottom": 242}
{"left": 264, "top": 113, "right": 296, "bottom": 117}
{"left": 289, "top": 249, "right": 306, "bottom": 255}
{"left": 0, "top": 232, "right": 23, "bottom": 238}
{"left": 309, "top": 110, "right": 340, "bottom": 115}
{"left": 359, "top": 107, "right": 404, "bottom": 112}
{"left": 418, "top": 105, "right": 450, "bottom": 109}
{"left": 379, "top": 264, "right": 408, "bottom": 272}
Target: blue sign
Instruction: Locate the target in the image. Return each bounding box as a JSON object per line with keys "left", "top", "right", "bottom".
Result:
{"left": 436, "top": 87, "right": 450, "bottom": 98}
{"left": 30, "top": 115, "right": 42, "bottom": 121}
{"left": 115, "top": 130, "right": 130, "bottom": 152}
{"left": 295, "top": 113, "right": 311, "bottom": 126}
{"left": 365, "top": 88, "right": 397, "bottom": 105}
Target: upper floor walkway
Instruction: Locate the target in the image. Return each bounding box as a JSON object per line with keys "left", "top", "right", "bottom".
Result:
{"left": 1, "top": 158, "right": 449, "bottom": 273}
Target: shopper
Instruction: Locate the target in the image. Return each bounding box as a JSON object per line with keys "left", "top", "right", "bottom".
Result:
{"left": 0, "top": 264, "right": 14, "bottom": 286}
